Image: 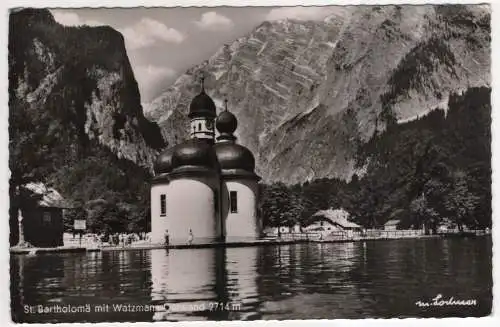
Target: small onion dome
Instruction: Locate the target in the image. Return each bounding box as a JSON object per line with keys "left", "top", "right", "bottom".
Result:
{"left": 188, "top": 90, "right": 217, "bottom": 119}
{"left": 216, "top": 110, "right": 238, "bottom": 134}
{"left": 213, "top": 142, "right": 256, "bottom": 172}
{"left": 171, "top": 138, "right": 219, "bottom": 172}
{"left": 154, "top": 146, "right": 175, "bottom": 175}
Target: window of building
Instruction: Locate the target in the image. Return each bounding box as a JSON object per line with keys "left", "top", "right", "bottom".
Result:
{"left": 206, "top": 120, "right": 213, "bottom": 131}
{"left": 43, "top": 211, "right": 52, "bottom": 225}
{"left": 230, "top": 191, "right": 238, "bottom": 213}
{"left": 160, "top": 194, "right": 166, "bottom": 217}
{"left": 214, "top": 191, "right": 219, "bottom": 213}
{"left": 198, "top": 122, "right": 202, "bottom": 131}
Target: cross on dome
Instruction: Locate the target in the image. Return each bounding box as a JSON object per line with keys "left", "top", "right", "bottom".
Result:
{"left": 188, "top": 71, "right": 216, "bottom": 119}
{"left": 200, "top": 72, "right": 205, "bottom": 92}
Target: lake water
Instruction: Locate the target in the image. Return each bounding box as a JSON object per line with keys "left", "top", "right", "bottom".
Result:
{"left": 10, "top": 237, "right": 492, "bottom": 322}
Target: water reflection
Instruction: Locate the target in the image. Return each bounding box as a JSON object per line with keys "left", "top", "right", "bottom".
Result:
{"left": 10, "top": 238, "right": 492, "bottom": 322}
{"left": 225, "top": 247, "right": 259, "bottom": 319}
{"left": 150, "top": 248, "right": 223, "bottom": 321}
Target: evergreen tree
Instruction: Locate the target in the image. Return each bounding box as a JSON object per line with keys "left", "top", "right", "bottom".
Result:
{"left": 444, "top": 171, "right": 480, "bottom": 231}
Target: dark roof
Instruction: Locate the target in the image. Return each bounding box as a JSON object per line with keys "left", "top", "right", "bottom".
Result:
{"left": 188, "top": 90, "right": 217, "bottom": 118}
{"left": 24, "top": 183, "right": 75, "bottom": 208}
{"left": 216, "top": 110, "right": 238, "bottom": 134}
{"left": 170, "top": 138, "right": 219, "bottom": 172}
{"left": 213, "top": 142, "right": 255, "bottom": 172}
{"left": 154, "top": 146, "right": 175, "bottom": 175}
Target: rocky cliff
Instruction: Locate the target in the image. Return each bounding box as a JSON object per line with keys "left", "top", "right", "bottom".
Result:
{"left": 9, "top": 9, "right": 165, "bottom": 173}
{"left": 146, "top": 4, "right": 490, "bottom": 184}
{"left": 9, "top": 9, "right": 165, "bottom": 214}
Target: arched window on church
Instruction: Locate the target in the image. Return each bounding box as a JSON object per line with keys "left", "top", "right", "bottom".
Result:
{"left": 230, "top": 191, "right": 238, "bottom": 213}
{"left": 214, "top": 191, "right": 218, "bottom": 213}
{"left": 160, "top": 194, "right": 166, "bottom": 217}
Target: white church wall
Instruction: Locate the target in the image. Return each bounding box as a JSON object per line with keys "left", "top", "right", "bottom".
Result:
{"left": 190, "top": 117, "right": 214, "bottom": 140}
{"left": 166, "top": 176, "right": 219, "bottom": 245}
{"left": 224, "top": 179, "right": 260, "bottom": 242}
{"left": 220, "top": 182, "right": 229, "bottom": 238}
{"left": 151, "top": 182, "right": 170, "bottom": 244}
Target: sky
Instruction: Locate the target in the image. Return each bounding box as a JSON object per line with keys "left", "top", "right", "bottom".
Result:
{"left": 49, "top": 6, "right": 342, "bottom": 102}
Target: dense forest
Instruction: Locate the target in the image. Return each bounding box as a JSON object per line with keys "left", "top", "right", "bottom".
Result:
{"left": 260, "top": 87, "right": 491, "bottom": 232}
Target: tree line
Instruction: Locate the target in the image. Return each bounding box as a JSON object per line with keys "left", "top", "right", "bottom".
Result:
{"left": 259, "top": 87, "right": 491, "bottom": 232}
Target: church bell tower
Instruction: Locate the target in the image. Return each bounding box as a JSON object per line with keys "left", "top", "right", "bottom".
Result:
{"left": 188, "top": 75, "right": 217, "bottom": 144}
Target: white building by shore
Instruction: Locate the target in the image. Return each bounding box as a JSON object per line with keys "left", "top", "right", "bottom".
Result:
{"left": 150, "top": 78, "right": 262, "bottom": 245}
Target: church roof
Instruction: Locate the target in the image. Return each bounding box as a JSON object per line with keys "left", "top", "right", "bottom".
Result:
{"left": 216, "top": 110, "right": 237, "bottom": 134}
{"left": 153, "top": 140, "right": 260, "bottom": 180}
{"left": 189, "top": 76, "right": 216, "bottom": 118}
{"left": 213, "top": 142, "right": 256, "bottom": 173}
{"left": 154, "top": 146, "right": 175, "bottom": 175}
{"left": 189, "top": 90, "right": 217, "bottom": 118}
{"left": 153, "top": 83, "right": 260, "bottom": 180}
{"left": 170, "top": 138, "right": 219, "bottom": 173}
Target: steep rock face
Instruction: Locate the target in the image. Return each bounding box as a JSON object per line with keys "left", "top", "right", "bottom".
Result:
{"left": 9, "top": 9, "right": 165, "bottom": 173}
{"left": 9, "top": 8, "right": 166, "bottom": 231}
{"left": 146, "top": 4, "right": 490, "bottom": 184}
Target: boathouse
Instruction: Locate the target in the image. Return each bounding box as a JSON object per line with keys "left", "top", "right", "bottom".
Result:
{"left": 384, "top": 219, "right": 401, "bottom": 231}
{"left": 304, "top": 208, "right": 362, "bottom": 233}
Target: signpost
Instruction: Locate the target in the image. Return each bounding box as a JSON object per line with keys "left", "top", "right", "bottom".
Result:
{"left": 17, "top": 208, "right": 27, "bottom": 247}
{"left": 74, "top": 219, "right": 86, "bottom": 247}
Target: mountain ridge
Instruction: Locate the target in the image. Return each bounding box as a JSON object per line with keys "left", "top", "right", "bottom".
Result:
{"left": 146, "top": 4, "right": 490, "bottom": 184}
{"left": 9, "top": 9, "right": 166, "bottom": 171}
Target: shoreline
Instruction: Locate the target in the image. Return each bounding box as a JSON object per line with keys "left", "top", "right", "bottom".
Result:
{"left": 10, "top": 233, "right": 488, "bottom": 255}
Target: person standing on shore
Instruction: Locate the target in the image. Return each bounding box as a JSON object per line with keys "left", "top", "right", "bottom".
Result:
{"left": 164, "top": 230, "right": 170, "bottom": 246}
{"left": 188, "top": 229, "right": 194, "bottom": 245}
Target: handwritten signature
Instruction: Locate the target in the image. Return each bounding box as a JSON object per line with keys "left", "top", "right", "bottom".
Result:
{"left": 415, "top": 294, "right": 477, "bottom": 307}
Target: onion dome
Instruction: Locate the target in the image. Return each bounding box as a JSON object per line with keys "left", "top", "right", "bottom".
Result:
{"left": 216, "top": 99, "right": 238, "bottom": 142}
{"left": 214, "top": 142, "right": 260, "bottom": 180}
{"left": 214, "top": 143, "right": 255, "bottom": 172}
{"left": 154, "top": 146, "right": 175, "bottom": 175}
{"left": 216, "top": 110, "right": 237, "bottom": 134}
{"left": 170, "top": 138, "right": 219, "bottom": 173}
{"left": 188, "top": 75, "right": 216, "bottom": 119}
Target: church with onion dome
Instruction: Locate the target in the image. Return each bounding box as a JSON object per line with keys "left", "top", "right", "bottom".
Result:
{"left": 150, "top": 77, "right": 262, "bottom": 245}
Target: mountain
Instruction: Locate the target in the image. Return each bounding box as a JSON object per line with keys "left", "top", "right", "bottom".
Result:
{"left": 9, "top": 9, "right": 165, "bottom": 169}
{"left": 146, "top": 4, "right": 490, "bottom": 184}
{"left": 9, "top": 9, "right": 166, "bottom": 241}
{"left": 260, "top": 87, "right": 492, "bottom": 230}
